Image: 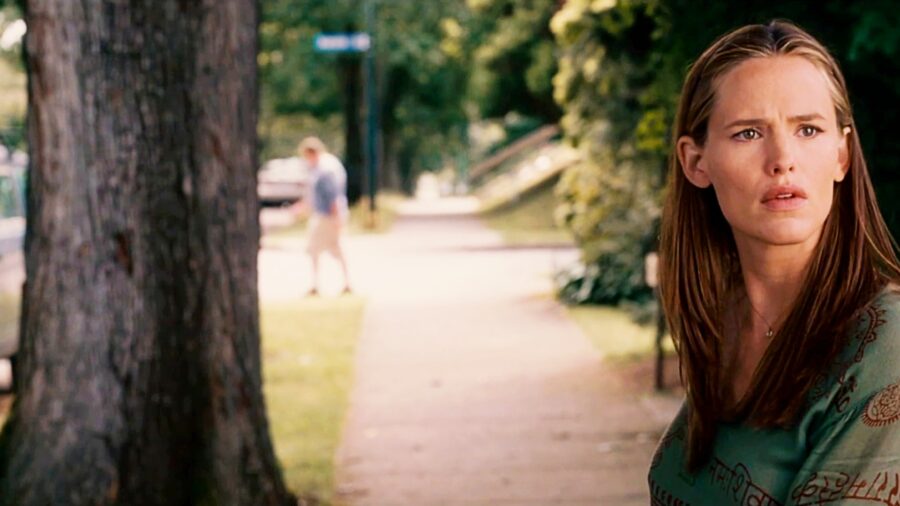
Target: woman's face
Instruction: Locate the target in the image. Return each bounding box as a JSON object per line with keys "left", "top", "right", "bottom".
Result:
{"left": 678, "top": 55, "right": 850, "bottom": 251}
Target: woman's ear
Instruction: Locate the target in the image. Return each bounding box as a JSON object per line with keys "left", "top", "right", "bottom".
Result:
{"left": 677, "top": 135, "right": 711, "bottom": 188}
{"left": 835, "top": 126, "right": 851, "bottom": 182}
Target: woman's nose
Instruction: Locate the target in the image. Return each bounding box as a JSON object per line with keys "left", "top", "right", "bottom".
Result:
{"left": 766, "top": 132, "right": 795, "bottom": 176}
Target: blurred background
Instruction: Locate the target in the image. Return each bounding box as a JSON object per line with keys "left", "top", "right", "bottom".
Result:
{"left": 1, "top": 1, "right": 899, "bottom": 504}
{"left": 252, "top": 0, "right": 900, "bottom": 307}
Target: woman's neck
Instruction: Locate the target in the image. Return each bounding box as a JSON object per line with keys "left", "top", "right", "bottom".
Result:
{"left": 724, "top": 239, "right": 814, "bottom": 408}
{"left": 733, "top": 236, "right": 817, "bottom": 338}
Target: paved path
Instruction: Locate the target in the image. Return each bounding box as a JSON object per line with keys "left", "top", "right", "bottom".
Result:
{"left": 290, "top": 198, "right": 682, "bottom": 506}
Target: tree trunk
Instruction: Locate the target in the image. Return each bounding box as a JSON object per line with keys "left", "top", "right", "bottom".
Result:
{"left": 375, "top": 53, "right": 399, "bottom": 192}
{"left": 0, "top": 1, "right": 295, "bottom": 505}
{"left": 338, "top": 52, "right": 363, "bottom": 205}
{"left": 379, "top": 129, "right": 400, "bottom": 192}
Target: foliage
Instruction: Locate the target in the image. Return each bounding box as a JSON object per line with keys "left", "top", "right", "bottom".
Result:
{"left": 467, "top": 0, "right": 561, "bottom": 124}
{"left": 551, "top": 0, "right": 665, "bottom": 304}
{"left": 374, "top": 1, "right": 473, "bottom": 192}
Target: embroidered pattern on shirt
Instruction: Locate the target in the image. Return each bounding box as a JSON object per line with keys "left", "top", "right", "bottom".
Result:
{"left": 863, "top": 381, "right": 900, "bottom": 428}
{"left": 810, "top": 304, "right": 887, "bottom": 413}
{"left": 792, "top": 470, "right": 900, "bottom": 505}
{"left": 650, "top": 477, "right": 692, "bottom": 506}
{"left": 708, "top": 458, "right": 782, "bottom": 505}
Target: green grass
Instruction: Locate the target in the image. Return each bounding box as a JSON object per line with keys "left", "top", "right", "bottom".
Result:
{"left": 481, "top": 184, "right": 574, "bottom": 247}
{"left": 566, "top": 304, "right": 675, "bottom": 361}
{"left": 262, "top": 296, "right": 365, "bottom": 505}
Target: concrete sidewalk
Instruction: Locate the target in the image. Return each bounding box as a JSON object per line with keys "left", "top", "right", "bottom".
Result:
{"left": 326, "top": 197, "right": 682, "bottom": 506}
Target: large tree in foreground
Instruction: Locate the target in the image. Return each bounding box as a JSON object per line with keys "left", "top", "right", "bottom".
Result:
{"left": 0, "top": 1, "right": 295, "bottom": 504}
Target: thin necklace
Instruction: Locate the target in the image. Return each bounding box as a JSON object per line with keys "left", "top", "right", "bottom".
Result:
{"left": 746, "top": 298, "right": 776, "bottom": 338}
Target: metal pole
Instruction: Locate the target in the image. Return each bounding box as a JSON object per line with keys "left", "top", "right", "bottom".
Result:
{"left": 654, "top": 287, "right": 666, "bottom": 391}
{"left": 645, "top": 251, "right": 665, "bottom": 391}
{"left": 364, "top": 0, "right": 378, "bottom": 223}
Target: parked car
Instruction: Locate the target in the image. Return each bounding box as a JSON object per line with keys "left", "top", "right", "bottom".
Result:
{"left": 257, "top": 156, "right": 308, "bottom": 206}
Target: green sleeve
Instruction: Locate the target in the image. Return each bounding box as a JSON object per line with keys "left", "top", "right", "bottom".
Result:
{"left": 787, "top": 294, "right": 900, "bottom": 505}
{"left": 786, "top": 384, "right": 900, "bottom": 504}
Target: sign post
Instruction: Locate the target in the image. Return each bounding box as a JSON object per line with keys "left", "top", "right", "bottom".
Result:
{"left": 313, "top": 33, "right": 371, "bottom": 53}
{"left": 363, "top": 0, "right": 378, "bottom": 228}
{"left": 314, "top": 23, "right": 378, "bottom": 227}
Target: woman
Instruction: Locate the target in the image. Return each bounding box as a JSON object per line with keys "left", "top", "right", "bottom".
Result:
{"left": 650, "top": 20, "right": 900, "bottom": 505}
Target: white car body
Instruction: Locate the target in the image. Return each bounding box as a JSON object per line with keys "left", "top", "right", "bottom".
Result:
{"left": 257, "top": 156, "right": 309, "bottom": 205}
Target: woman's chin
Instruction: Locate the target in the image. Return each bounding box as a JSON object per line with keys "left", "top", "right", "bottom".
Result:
{"left": 732, "top": 219, "right": 825, "bottom": 249}
{"left": 755, "top": 226, "right": 822, "bottom": 248}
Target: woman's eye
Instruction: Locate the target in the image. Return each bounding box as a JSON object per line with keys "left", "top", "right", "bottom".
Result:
{"left": 734, "top": 129, "right": 760, "bottom": 141}
{"left": 799, "top": 125, "right": 822, "bottom": 137}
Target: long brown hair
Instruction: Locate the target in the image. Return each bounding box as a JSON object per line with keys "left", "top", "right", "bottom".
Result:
{"left": 659, "top": 20, "right": 900, "bottom": 472}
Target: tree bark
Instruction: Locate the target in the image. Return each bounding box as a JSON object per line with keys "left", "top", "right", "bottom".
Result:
{"left": 0, "top": 1, "right": 295, "bottom": 505}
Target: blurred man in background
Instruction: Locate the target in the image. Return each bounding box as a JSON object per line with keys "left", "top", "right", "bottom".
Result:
{"left": 296, "top": 136, "right": 351, "bottom": 295}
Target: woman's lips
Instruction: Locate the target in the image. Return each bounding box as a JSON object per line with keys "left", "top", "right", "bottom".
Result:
{"left": 761, "top": 185, "right": 807, "bottom": 211}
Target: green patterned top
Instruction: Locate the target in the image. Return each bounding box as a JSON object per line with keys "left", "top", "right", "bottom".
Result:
{"left": 649, "top": 288, "right": 900, "bottom": 505}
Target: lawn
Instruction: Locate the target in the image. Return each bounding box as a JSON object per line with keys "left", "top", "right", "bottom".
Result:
{"left": 480, "top": 184, "right": 574, "bottom": 247}
{"left": 263, "top": 295, "right": 365, "bottom": 505}
{"left": 565, "top": 303, "right": 675, "bottom": 361}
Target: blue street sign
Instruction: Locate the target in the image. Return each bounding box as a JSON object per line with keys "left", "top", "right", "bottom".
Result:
{"left": 314, "top": 33, "right": 371, "bottom": 53}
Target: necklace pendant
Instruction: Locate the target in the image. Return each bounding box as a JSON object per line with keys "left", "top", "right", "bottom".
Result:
{"left": 765, "top": 329, "right": 774, "bottom": 338}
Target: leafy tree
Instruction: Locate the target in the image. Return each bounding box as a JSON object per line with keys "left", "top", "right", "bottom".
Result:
{"left": 552, "top": 0, "right": 665, "bottom": 303}
{"left": 0, "top": 1, "right": 294, "bottom": 504}
{"left": 375, "top": 0, "right": 471, "bottom": 192}
{"left": 468, "top": 0, "right": 562, "bottom": 124}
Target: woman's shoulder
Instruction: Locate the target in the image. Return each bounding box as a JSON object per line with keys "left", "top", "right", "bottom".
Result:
{"left": 808, "top": 285, "right": 900, "bottom": 417}
{"left": 843, "top": 286, "right": 900, "bottom": 376}
{"left": 849, "top": 284, "right": 900, "bottom": 363}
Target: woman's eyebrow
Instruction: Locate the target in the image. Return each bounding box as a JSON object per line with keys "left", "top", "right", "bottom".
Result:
{"left": 723, "top": 113, "right": 826, "bottom": 130}
{"left": 788, "top": 113, "right": 826, "bottom": 123}
{"left": 723, "top": 118, "right": 766, "bottom": 129}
